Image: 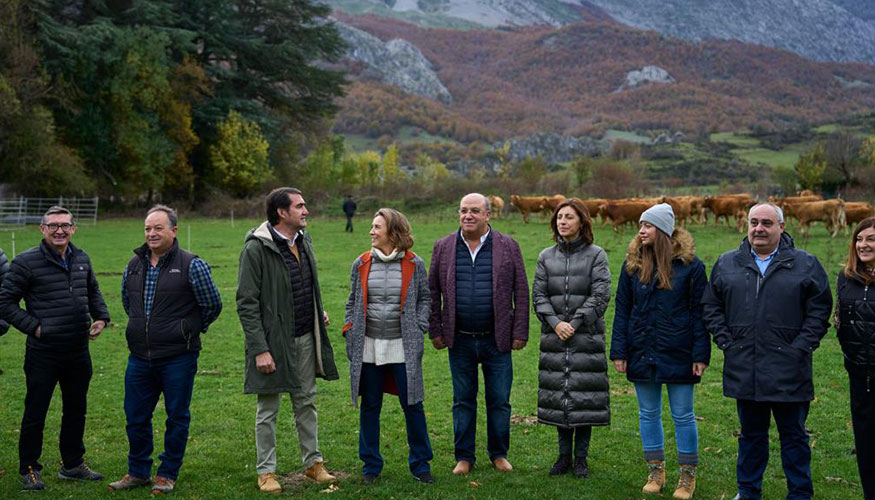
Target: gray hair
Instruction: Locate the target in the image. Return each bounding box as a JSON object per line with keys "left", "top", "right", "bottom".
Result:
{"left": 42, "top": 206, "right": 74, "bottom": 225}
{"left": 147, "top": 204, "right": 178, "bottom": 228}
{"left": 461, "top": 193, "right": 490, "bottom": 212}
{"left": 748, "top": 203, "right": 784, "bottom": 224}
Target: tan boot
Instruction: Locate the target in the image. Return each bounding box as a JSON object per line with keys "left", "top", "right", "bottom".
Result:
{"left": 642, "top": 460, "right": 665, "bottom": 494}
{"left": 672, "top": 465, "right": 697, "bottom": 499}
{"left": 305, "top": 461, "right": 336, "bottom": 483}
{"left": 258, "top": 472, "right": 282, "bottom": 494}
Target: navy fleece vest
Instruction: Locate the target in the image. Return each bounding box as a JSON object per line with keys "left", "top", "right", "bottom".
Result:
{"left": 455, "top": 233, "right": 494, "bottom": 332}
{"left": 125, "top": 242, "right": 202, "bottom": 360}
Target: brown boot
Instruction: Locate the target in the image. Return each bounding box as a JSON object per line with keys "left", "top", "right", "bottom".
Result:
{"left": 672, "top": 465, "right": 697, "bottom": 499}
{"left": 642, "top": 460, "right": 665, "bottom": 494}
{"left": 257, "top": 472, "right": 282, "bottom": 494}
{"left": 305, "top": 461, "right": 336, "bottom": 483}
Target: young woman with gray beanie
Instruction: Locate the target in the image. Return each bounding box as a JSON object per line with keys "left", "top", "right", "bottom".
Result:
{"left": 609, "top": 203, "right": 710, "bottom": 499}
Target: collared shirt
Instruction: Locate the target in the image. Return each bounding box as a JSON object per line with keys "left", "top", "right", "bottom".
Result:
{"left": 459, "top": 227, "right": 491, "bottom": 263}
{"left": 750, "top": 245, "right": 780, "bottom": 276}
{"left": 122, "top": 254, "right": 222, "bottom": 332}
{"left": 49, "top": 245, "right": 73, "bottom": 270}
{"left": 270, "top": 224, "right": 300, "bottom": 247}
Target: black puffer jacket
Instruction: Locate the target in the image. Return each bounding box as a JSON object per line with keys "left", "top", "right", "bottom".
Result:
{"left": 0, "top": 241, "right": 110, "bottom": 351}
{"left": 533, "top": 238, "right": 611, "bottom": 428}
{"left": 703, "top": 234, "right": 832, "bottom": 402}
{"left": 0, "top": 247, "right": 8, "bottom": 335}
{"left": 836, "top": 273, "right": 875, "bottom": 378}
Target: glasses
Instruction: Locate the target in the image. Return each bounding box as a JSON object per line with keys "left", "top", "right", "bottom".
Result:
{"left": 459, "top": 208, "right": 484, "bottom": 215}
{"left": 43, "top": 223, "right": 74, "bottom": 232}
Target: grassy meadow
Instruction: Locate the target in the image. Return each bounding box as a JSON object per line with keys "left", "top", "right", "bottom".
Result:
{"left": 0, "top": 212, "right": 864, "bottom": 498}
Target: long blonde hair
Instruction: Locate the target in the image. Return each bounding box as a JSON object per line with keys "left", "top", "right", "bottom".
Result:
{"left": 636, "top": 229, "right": 674, "bottom": 290}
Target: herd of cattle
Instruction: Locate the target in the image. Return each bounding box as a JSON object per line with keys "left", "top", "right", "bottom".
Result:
{"left": 487, "top": 193, "right": 875, "bottom": 237}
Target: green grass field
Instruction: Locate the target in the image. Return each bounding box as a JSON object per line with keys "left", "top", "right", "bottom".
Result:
{"left": 0, "top": 214, "right": 863, "bottom": 498}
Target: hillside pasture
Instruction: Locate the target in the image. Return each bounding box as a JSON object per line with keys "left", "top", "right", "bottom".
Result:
{"left": 0, "top": 215, "right": 862, "bottom": 498}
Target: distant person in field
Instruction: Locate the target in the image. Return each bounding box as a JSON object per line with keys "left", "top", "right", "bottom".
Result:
{"left": 0, "top": 206, "right": 110, "bottom": 491}
{"left": 610, "top": 203, "right": 709, "bottom": 499}
{"left": 236, "top": 187, "right": 339, "bottom": 494}
{"left": 532, "top": 198, "right": 611, "bottom": 479}
{"left": 343, "top": 208, "right": 434, "bottom": 484}
{"left": 109, "top": 205, "right": 222, "bottom": 494}
{"left": 343, "top": 194, "right": 357, "bottom": 233}
{"left": 428, "top": 193, "right": 529, "bottom": 475}
{"left": 835, "top": 216, "right": 875, "bottom": 500}
{"left": 703, "top": 203, "right": 831, "bottom": 500}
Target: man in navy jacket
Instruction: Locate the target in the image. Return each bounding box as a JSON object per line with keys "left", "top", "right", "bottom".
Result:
{"left": 0, "top": 206, "right": 109, "bottom": 491}
{"left": 703, "top": 203, "right": 832, "bottom": 500}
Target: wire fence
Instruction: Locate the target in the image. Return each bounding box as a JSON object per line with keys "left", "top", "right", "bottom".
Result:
{"left": 0, "top": 197, "right": 99, "bottom": 227}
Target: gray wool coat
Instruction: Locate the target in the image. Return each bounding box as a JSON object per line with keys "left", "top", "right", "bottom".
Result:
{"left": 344, "top": 250, "right": 431, "bottom": 406}
{"left": 533, "top": 238, "right": 612, "bottom": 427}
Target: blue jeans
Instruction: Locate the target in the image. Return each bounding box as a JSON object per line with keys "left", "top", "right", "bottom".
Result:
{"left": 359, "top": 362, "right": 432, "bottom": 476}
{"left": 124, "top": 352, "right": 198, "bottom": 481}
{"left": 448, "top": 334, "right": 513, "bottom": 463}
{"left": 634, "top": 383, "right": 698, "bottom": 464}
{"left": 736, "top": 400, "right": 812, "bottom": 500}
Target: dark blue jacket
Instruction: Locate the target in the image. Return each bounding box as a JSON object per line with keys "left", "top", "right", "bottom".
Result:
{"left": 703, "top": 233, "right": 832, "bottom": 402}
{"left": 610, "top": 228, "right": 710, "bottom": 384}
{"left": 454, "top": 232, "right": 494, "bottom": 332}
{"left": 0, "top": 247, "right": 8, "bottom": 335}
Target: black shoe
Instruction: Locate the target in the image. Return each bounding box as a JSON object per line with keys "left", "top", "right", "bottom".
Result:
{"left": 572, "top": 457, "right": 589, "bottom": 478}
{"left": 414, "top": 471, "right": 435, "bottom": 484}
{"left": 362, "top": 473, "right": 379, "bottom": 484}
{"left": 732, "top": 494, "right": 754, "bottom": 500}
{"left": 22, "top": 466, "right": 45, "bottom": 491}
{"left": 58, "top": 462, "right": 103, "bottom": 481}
{"left": 549, "top": 454, "right": 572, "bottom": 476}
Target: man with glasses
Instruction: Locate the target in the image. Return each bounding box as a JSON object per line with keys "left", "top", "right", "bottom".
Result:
{"left": 703, "top": 203, "right": 831, "bottom": 500}
{"left": 108, "top": 205, "right": 222, "bottom": 494}
{"left": 0, "top": 206, "right": 110, "bottom": 490}
{"left": 428, "top": 193, "right": 529, "bottom": 475}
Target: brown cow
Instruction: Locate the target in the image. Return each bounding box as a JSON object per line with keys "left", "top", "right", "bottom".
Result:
{"left": 703, "top": 195, "right": 756, "bottom": 227}
{"left": 768, "top": 195, "right": 823, "bottom": 222}
{"left": 794, "top": 199, "right": 846, "bottom": 237}
{"left": 509, "top": 195, "right": 547, "bottom": 223}
{"left": 843, "top": 201, "right": 875, "bottom": 231}
{"left": 542, "top": 194, "right": 567, "bottom": 213}
{"left": 660, "top": 196, "right": 693, "bottom": 227}
{"left": 579, "top": 198, "right": 608, "bottom": 225}
{"left": 598, "top": 199, "right": 657, "bottom": 232}
{"left": 676, "top": 196, "right": 706, "bottom": 224}
{"left": 488, "top": 195, "right": 505, "bottom": 219}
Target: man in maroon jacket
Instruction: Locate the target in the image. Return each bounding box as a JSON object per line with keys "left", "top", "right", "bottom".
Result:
{"left": 428, "top": 193, "right": 529, "bottom": 475}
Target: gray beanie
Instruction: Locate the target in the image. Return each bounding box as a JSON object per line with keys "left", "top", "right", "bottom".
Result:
{"left": 640, "top": 203, "right": 675, "bottom": 237}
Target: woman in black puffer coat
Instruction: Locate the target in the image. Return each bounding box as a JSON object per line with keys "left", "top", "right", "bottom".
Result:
{"left": 609, "top": 203, "right": 709, "bottom": 500}
{"left": 836, "top": 216, "right": 875, "bottom": 500}
{"left": 533, "top": 198, "right": 611, "bottom": 479}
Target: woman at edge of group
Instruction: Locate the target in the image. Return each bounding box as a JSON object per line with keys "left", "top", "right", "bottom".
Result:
{"left": 609, "top": 203, "right": 710, "bottom": 500}
{"left": 532, "top": 198, "right": 612, "bottom": 479}
{"left": 836, "top": 216, "right": 875, "bottom": 500}
{"left": 343, "top": 208, "right": 434, "bottom": 484}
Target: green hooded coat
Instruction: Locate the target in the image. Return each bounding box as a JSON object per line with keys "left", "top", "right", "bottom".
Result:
{"left": 237, "top": 222, "right": 338, "bottom": 394}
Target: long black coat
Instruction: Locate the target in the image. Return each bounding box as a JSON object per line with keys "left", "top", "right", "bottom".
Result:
{"left": 533, "top": 238, "right": 611, "bottom": 428}
{"left": 703, "top": 234, "right": 832, "bottom": 402}
{"left": 610, "top": 229, "right": 710, "bottom": 384}
{"left": 836, "top": 272, "right": 875, "bottom": 377}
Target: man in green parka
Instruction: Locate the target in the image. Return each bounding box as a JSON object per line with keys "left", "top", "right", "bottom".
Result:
{"left": 236, "top": 187, "right": 339, "bottom": 494}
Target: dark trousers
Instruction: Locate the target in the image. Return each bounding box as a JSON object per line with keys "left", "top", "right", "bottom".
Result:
{"left": 736, "top": 399, "right": 812, "bottom": 500}
{"left": 124, "top": 352, "right": 198, "bottom": 481}
{"left": 359, "top": 362, "right": 432, "bottom": 476}
{"left": 345, "top": 215, "right": 354, "bottom": 232}
{"left": 558, "top": 426, "right": 592, "bottom": 458}
{"left": 448, "top": 334, "right": 513, "bottom": 463}
{"left": 849, "top": 372, "right": 875, "bottom": 500}
{"left": 19, "top": 347, "right": 92, "bottom": 474}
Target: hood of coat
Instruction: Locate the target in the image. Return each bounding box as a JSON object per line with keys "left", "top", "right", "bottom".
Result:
{"left": 624, "top": 227, "right": 696, "bottom": 273}
{"left": 245, "top": 221, "right": 305, "bottom": 253}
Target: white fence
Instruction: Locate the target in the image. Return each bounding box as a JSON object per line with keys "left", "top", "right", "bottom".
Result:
{"left": 0, "top": 197, "right": 99, "bottom": 227}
